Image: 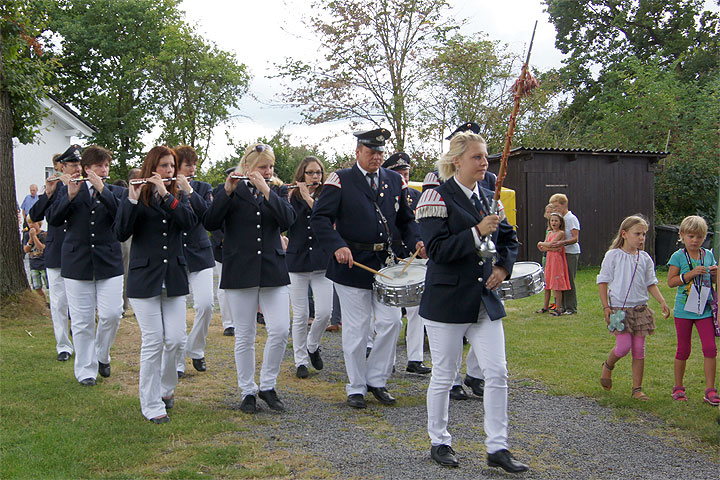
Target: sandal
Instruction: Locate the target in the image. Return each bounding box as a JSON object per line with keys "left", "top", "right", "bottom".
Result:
{"left": 671, "top": 386, "right": 687, "bottom": 401}
{"left": 535, "top": 308, "right": 550, "bottom": 314}
{"left": 704, "top": 388, "right": 720, "bottom": 406}
{"left": 550, "top": 309, "right": 563, "bottom": 316}
{"left": 600, "top": 361, "right": 613, "bottom": 390}
{"left": 631, "top": 387, "right": 650, "bottom": 401}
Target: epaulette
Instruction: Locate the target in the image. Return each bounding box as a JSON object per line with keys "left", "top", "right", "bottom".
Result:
{"left": 415, "top": 189, "right": 447, "bottom": 219}
{"left": 401, "top": 178, "right": 408, "bottom": 190}
{"left": 422, "top": 171, "right": 439, "bottom": 188}
{"left": 497, "top": 199, "right": 506, "bottom": 222}
{"left": 324, "top": 172, "right": 341, "bottom": 189}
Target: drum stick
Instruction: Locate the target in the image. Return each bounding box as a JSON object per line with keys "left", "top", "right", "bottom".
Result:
{"left": 352, "top": 261, "right": 393, "bottom": 280}
{"left": 399, "top": 247, "right": 421, "bottom": 274}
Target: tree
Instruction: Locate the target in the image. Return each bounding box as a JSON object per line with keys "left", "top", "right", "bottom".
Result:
{"left": 150, "top": 23, "right": 250, "bottom": 165}
{"left": 1, "top": 1, "right": 54, "bottom": 297}
{"left": 47, "top": 0, "right": 183, "bottom": 177}
{"left": 275, "top": 0, "right": 455, "bottom": 151}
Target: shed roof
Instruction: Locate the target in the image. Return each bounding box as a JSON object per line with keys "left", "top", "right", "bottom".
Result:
{"left": 488, "top": 146, "right": 669, "bottom": 161}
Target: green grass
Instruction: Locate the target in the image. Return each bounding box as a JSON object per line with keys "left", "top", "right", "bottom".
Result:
{"left": 502, "top": 266, "right": 720, "bottom": 446}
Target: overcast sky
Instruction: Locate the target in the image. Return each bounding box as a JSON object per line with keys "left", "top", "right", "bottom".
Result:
{"left": 176, "top": 0, "right": 566, "bottom": 163}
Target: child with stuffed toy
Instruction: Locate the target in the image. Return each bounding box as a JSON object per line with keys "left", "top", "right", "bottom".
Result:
{"left": 666, "top": 215, "right": 719, "bottom": 405}
{"left": 598, "top": 215, "right": 670, "bottom": 400}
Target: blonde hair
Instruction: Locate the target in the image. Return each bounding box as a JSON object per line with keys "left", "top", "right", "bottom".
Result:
{"left": 679, "top": 215, "right": 708, "bottom": 238}
{"left": 609, "top": 214, "right": 649, "bottom": 250}
{"left": 549, "top": 193, "right": 568, "bottom": 206}
{"left": 239, "top": 143, "right": 283, "bottom": 186}
{"left": 436, "top": 131, "right": 486, "bottom": 181}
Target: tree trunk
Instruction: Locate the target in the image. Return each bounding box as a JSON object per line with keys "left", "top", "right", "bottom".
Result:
{"left": 0, "top": 84, "right": 30, "bottom": 298}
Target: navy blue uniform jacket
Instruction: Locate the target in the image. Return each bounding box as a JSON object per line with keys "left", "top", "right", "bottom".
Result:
{"left": 417, "top": 178, "right": 518, "bottom": 322}
{"left": 310, "top": 164, "right": 419, "bottom": 289}
{"left": 286, "top": 194, "right": 331, "bottom": 272}
{"left": 115, "top": 190, "right": 196, "bottom": 298}
{"left": 29, "top": 192, "right": 66, "bottom": 269}
{"left": 182, "top": 180, "right": 215, "bottom": 272}
{"left": 203, "top": 183, "right": 296, "bottom": 289}
{"left": 47, "top": 183, "right": 124, "bottom": 280}
{"left": 391, "top": 187, "right": 421, "bottom": 258}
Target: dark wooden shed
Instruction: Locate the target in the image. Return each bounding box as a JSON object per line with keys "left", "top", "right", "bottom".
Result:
{"left": 488, "top": 147, "right": 668, "bottom": 266}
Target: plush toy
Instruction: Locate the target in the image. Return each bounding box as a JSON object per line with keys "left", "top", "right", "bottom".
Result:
{"left": 608, "top": 310, "right": 626, "bottom": 332}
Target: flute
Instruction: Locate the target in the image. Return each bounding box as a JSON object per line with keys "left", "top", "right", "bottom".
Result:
{"left": 70, "top": 176, "right": 110, "bottom": 183}
{"left": 286, "top": 182, "right": 322, "bottom": 189}
{"left": 129, "top": 176, "right": 194, "bottom": 185}
{"left": 230, "top": 175, "right": 273, "bottom": 183}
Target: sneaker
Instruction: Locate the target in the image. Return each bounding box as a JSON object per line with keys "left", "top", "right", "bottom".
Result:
{"left": 704, "top": 388, "right": 720, "bottom": 406}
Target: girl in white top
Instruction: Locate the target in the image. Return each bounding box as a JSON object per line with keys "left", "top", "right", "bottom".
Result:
{"left": 597, "top": 215, "right": 670, "bottom": 401}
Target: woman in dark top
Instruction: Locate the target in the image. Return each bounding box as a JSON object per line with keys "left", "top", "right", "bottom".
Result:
{"left": 286, "top": 156, "right": 333, "bottom": 378}
{"left": 115, "top": 146, "right": 196, "bottom": 424}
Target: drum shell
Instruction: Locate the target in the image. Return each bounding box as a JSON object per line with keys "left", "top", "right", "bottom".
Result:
{"left": 498, "top": 261, "right": 545, "bottom": 301}
{"left": 373, "top": 262, "right": 426, "bottom": 307}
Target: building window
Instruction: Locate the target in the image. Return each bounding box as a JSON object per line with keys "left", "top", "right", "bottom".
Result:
{"left": 45, "top": 167, "right": 55, "bottom": 179}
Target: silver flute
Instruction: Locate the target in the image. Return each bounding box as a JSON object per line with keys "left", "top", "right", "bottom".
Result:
{"left": 286, "top": 182, "right": 321, "bottom": 189}
{"left": 69, "top": 176, "right": 110, "bottom": 183}
{"left": 129, "top": 175, "right": 194, "bottom": 185}
{"left": 230, "top": 175, "right": 273, "bottom": 183}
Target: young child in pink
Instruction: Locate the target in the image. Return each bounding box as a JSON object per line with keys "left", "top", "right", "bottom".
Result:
{"left": 598, "top": 215, "right": 670, "bottom": 401}
{"left": 537, "top": 212, "right": 570, "bottom": 315}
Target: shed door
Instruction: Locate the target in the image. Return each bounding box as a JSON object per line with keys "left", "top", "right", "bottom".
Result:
{"left": 524, "top": 172, "right": 569, "bottom": 263}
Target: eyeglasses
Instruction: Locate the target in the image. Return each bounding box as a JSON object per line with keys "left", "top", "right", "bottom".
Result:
{"left": 304, "top": 170, "right": 323, "bottom": 176}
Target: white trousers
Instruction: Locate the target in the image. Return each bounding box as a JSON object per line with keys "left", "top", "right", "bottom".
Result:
{"left": 453, "top": 345, "right": 484, "bottom": 385}
{"left": 405, "top": 305, "right": 424, "bottom": 362}
{"left": 215, "top": 261, "right": 233, "bottom": 329}
{"left": 178, "top": 267, "right": 214, "bottom": 370}
{"left": 424, "top": 308, "right": 509, "bottom": 453}
{"left": 226, "top": 286, "right": 290, "bottom": 396}
{"left": 289, "top": 271, "right": 333, "bottom": 367}
{"left": 47, "top": 267, "right": 73, "bottom": 354}
{"left": 64, "top": 276, "right": 123, "bottom": 381}
{"left": 131, "top": 292, "right": 187, "bottom": 420}
{"left": 334, "top": 283, "right": 402, "bottom": 395}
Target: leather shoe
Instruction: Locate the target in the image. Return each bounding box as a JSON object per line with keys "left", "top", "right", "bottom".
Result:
{"left": 367, "top": 385, "right": 396, "bottom": 405}
{"left": 223, "top": 327, "right": 235, "bottom": 336}
{"left": 464, "top": 375, "right": 485, "bottom": 397}
{"left": 57, "top": 351, "right": 71, "bottom": 362}
{"left": 192, "top": 357, "right": 206, "bottom": 372}
{"left": 347, "top": 394, "right": 366, "bottom": 409}
{"left": 162, "top": 395, "right": 174, "bottom": 409}
{"left": 98, "top": 361, "right": 111, "bottom": 378}
{"left": 325, "top": 324, "right": 340, "bottom": 332}
{"left": 149, "top": 415, "right": 171, "bottom": 424}
{"left": 296, "top": 365, "right": 309, "bottom": 378}
{"left": 256, "top": 312, "right": 265, "bottom": 325}
{"left": 366, "top": 347, "right": 372, "bottom": 358}
{"left": 406, "top": 361, "right": 431, "bottom": 374}
{"left": 431, "top": 444, "right": 459, "bottom": 467}
{"left": 240, "top": 394, "right": 257, "bottom": 414}
{"left": 308, "top": 347, "right": 323, "bottom": 370}
{"left": 258, "top": 389, "right": 285, "bottom": 411}
{"left": 177, "top": 370, "right": 186, "bottom": 379}
{"left": 79, "top": 378, "right": 96, "bottom": 386}
{"left": 487, "top": 449, "right": 529, "bottom": 473}
{"left": 449, "top": 385, "right": 468, "bottom": 400}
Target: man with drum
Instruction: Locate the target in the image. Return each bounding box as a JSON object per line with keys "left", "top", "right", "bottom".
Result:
{"left": 311, "top": 129, "right": 423, "bottom": 409}
{"left": 382, "top": 152, "right": 431, "bottom": 375}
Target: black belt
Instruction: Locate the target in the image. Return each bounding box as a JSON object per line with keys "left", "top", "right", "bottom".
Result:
{"left": 344, "top": 240, "right": 389, "bottom": 252}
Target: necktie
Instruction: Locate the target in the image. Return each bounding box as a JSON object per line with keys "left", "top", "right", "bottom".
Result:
{"left": 471, "top": 193, "right": 484, "bottom": 214}
{"left": 367, "top": 172, "right": 377, "bottom": 191}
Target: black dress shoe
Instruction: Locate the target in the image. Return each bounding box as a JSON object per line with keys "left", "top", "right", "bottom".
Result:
{"left": 258, "top": 389, "right": 285, "bottom": 411}
{"left": 177, "top": 370, "right": 186, "bottom": 379}
{"left": 487, "top": 449, "right": 529, "bottom": 473}
{"left": 464, "top": 375, "right": 485, "bottom": 397}
{"left": 162, "top": 396, "right": 174, "bottom": 409}
{"left": 406, "top": 361, "right": 431, "bottom": 374}
{"left": 366, "top": 347, "right": 372, "bottom": 358}
{"left": 367, "top": 385, "right": 396, "bottom": 405}
{"left": 240, "top": 394, "right": 257, "bottom": 414}
{"left": 256, "top": 312, "right": 265, "bottom": 325}
{"left": 192, "top": 357, "right": 206, "bottom": 372}
{"left": 149, "top": 415, "right": 171, "bottom": 424}
{"left": 347, "top": 394, "right": 366, "bottom": 409}
{"left": 308, "top": 347, "right": 323, "bottom": 370}
{"left": 223, "top": 327, "right": 235, "bottom": 336}
{"left": 57, "top": 351, "right": 71, "bottom": 362}
{"left": 79, "top": 378, "right": 96, "bottom": 386}
{"left": 431, "top": 444, "right": 459, "bottom": 467}
{"left": 98, "top": 362, "right": 111, "bottom": 378}
{"left": 449, "top": 385, "right": 468, "bottom": 400}
{"left": 296, "top": 365, "right": 309, "bottom": 378}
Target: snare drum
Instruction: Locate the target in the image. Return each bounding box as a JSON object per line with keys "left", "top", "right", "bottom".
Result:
{"left": 373, "top": 262, "right": 427, "bottom": 307}
{"left": 497, "top": 261, "right": 545, "bottom": 301}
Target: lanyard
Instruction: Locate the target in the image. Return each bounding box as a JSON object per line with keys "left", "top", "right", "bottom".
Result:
{"left": 683, "top": 248, "right": 706, "bottom": 312}
{"left": 610, "top": 251, "right": 639, "bottom": 309}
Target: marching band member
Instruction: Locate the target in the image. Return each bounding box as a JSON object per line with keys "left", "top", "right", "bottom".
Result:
{"left": 311, "top": 129, "right": 422, "bottom": 409}
{"left": 417, "top": 131, "right": 528, "bottom": 472}
{"left": 29, "top": 146, "right": 83, "bottom": 362}
{"left": 286, "top": 156, "right": 333, "bottom": 378}
{"left": 46, "top": 145, "right": 124, "bottom": 386}
{"left": 203, "top": 143, "right": 296, "bottom": 414}
{"left": 173, "top": 146, "right": 215, "bottom": 375}
{"left": 382, "top": 152, "right": 431, "bottom": 375}
{"left": 115, "top": 146, "right": 196, "bottom": 423}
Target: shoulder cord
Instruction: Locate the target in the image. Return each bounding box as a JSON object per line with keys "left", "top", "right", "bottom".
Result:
{"left": 372, "top": 200, "right": 395, "bottom": 266}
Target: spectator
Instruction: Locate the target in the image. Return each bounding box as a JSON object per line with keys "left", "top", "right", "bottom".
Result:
{"left": 21, "top": 184, "right": 40, "bottom": 220}
{"left": 22, "top": 215, "right": 48, "bottom": 302}
{"left": 549, "top": 193, "right": 581, "bottom": 315}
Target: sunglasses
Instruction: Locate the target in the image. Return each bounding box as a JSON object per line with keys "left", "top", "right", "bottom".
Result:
{"left": 250, "top": 144, "right": 272, "bottom": 154}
